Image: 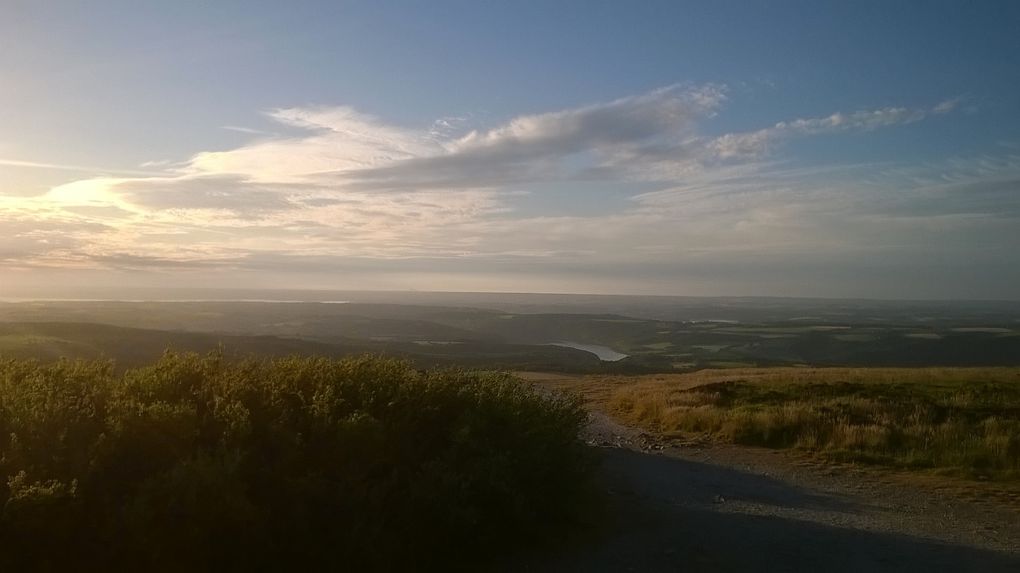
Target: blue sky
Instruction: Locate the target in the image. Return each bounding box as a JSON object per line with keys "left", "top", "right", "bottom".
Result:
{"left": 2, "top": 1, "right": 1019, "bottom": 298}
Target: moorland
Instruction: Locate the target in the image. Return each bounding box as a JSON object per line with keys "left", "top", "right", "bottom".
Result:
{"left": 3, "top": 292, "right": 1020, "bottom": 570}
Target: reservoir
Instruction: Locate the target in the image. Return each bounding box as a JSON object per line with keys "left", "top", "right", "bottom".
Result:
{"left": 548, "top": 341, "right": 628, "bottom": 362}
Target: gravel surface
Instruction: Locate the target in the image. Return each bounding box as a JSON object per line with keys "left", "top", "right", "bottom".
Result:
{"left": 517, "top": 410, "right": 1020, "bottom": 572}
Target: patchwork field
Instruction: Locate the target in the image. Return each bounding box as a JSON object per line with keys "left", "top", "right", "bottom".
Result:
{"left": 2, "top": 298, "right": 1019, "bottom": 372}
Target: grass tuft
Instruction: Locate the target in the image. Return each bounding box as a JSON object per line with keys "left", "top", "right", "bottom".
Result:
{"left": 606, "top": 368, "right": 1020, "bottom": 480}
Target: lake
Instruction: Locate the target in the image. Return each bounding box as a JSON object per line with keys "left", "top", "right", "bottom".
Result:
{"left": 548, "top": 341, "right": 629, "bottom": 362}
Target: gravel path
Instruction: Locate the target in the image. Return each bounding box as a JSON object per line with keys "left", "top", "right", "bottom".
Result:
{"left": 519, "top": 410, "right": 1020, "bottom": 572}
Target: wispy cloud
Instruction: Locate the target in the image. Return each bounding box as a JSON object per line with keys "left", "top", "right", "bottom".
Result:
{"left": 933, "top": 97, "right": 963, "bottom": 115}
{"left": 221, "top": 125, "right": 271, "bottom": 135}
{"left": 708, "top": 100, "right": 959, "bottom": 160}
{"left": 342, "top": 84, "right": 727, "bottom": 190}
{"left": 2, "top": 85, "right": 1014, "bottom": 297}
{"left": 182, "top": 106, "right": 442, "bottom": 183}
{"left": 0, "top": 157, "right": 162, "bottom": 177}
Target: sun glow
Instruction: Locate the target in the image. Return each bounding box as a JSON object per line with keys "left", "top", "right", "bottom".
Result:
{"left": 44, "top": 177, "right": 134, "bottom": 209}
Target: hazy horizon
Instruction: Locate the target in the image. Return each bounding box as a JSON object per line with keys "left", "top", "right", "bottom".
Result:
{"left": 3, "top": 285, "right": 1020, "bottom": 305}
{"left": 3, "top": 2, "right": 1019, "bottom": 299}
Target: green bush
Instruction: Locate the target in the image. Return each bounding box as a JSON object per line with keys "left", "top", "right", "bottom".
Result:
{"left": 0, "top": 352, "right": 595, "bottom": 571}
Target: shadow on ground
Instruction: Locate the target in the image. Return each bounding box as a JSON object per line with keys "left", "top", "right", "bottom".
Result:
{"left": 513, "top": 448, "right": 1020, "bottom": 573}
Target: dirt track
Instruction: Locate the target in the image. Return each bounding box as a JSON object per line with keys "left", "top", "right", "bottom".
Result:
{"left": 518, "top": 410, "right": 1020, "bottom": 572}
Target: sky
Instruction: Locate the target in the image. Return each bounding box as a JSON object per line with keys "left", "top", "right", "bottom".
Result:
{"left": 2, "top": 0, "right": 1019, "bottom": 299}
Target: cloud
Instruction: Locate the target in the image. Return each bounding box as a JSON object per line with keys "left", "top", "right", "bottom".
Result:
{"left": 112, "top": 175, "right": 296, "bottom": 215}
{"left": 933, "top": 98, "right": 962, "bottom": 114}
{"left": 4, "top": 84, "right": 1013, "bottom": 298}
{"left": 450, "top": 84, "right": 723, "bottom": 154}
{"left": 428, "top": 116, "right": 472, "bottom": 139}
{"left": 341, "top": 84, "right": 726, "bottom": 190}
{"left": 707, "top": 101, "right": 956, "bottom": 161}
{"left": 0, "top": 157, "right": 161, "bottom": 177}
{"left": 221, "top": 125, "right": 271, "bottom": 135}
{"left": 183, "top": 106, "right": 442, "bottom": 183}
{"left": 866, "top": 154, "right": 1020, "bottom": 218}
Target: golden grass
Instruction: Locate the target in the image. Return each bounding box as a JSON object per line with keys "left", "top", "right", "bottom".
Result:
{"left": 537, "top": 368, "right": 1020, "bottom": 481}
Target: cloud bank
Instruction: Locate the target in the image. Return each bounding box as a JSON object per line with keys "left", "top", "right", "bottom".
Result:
{"left": 3, "top": 85, "right": 1017, "bottom": 298}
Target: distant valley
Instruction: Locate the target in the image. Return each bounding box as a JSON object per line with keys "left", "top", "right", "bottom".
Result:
{"left": 2, "top": 293, "right": 1018, "bottom": 371}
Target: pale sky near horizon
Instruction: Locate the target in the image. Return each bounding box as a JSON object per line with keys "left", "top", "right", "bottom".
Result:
{"left": 2, "top": 1, "right": 1019, "bottom": 299}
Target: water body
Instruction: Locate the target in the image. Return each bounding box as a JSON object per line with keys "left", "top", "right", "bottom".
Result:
{"left": 548, "top": 341, "right": 628, "bottom": 362}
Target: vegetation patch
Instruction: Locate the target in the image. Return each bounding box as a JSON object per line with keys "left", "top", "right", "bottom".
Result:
{"left": 0, "top": 352, "right": 596, "bottom": 571}
{"left": 607, "top": 368, "right": 1020, "bottom": 480}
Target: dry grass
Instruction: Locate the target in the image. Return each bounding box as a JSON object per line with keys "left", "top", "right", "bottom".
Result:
{"left": 542, "top": 368, "right": 1020, "bottom": 481}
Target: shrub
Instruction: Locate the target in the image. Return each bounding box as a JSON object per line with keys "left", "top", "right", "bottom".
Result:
{"left": 0, "top": 352, "right": 595, "bottom": 571}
